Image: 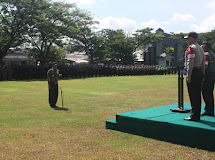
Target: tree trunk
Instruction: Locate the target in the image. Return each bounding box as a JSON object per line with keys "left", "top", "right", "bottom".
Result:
{"left": 0, "top": 55, "right": 3, "bottom": 66}
{"left": 0, "top": 50, "right": 8, "bottom": 66}
{"left": 89, "top": 53, "right": 94, "bottom": 64}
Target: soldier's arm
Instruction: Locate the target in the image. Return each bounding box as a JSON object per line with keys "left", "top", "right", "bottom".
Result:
{"left": 47, "top": 70, "right": 51, "bottom": 89}
{"left": 186, "top": 46, "right": 195, "bottom": 82}
{"left": 202, "top": 53, "right": 205, "bottom": 76}
{"left": 47, "top": 76, "right": 51, "bottom": 88}
{"left": 204, "top": 54, "right": 208, "bottom": 70}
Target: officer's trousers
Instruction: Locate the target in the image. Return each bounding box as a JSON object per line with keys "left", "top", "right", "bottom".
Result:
{"left": 202, "top": 72, "right": 215, "bottom": 114}
{"left": 187, "top": 68, "right": 203, "bottom": 120}
{"left": 49, "top": 82, "right": 58, "bottom": 107}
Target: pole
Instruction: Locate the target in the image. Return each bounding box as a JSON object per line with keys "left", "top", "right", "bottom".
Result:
{"left": 60, "top": 87, "right": 63, "bottom": 108}
{"left": 181, "top": 71, "right": 184, "bottom": 109}
{"left": 178, "top": 69, "right": 180, "bottom": 108}
{"left": 170, "top": 67, "right": 191, "bottom": 113}
{"left": 178, "top": 71, "right": 184, "bottom": 109}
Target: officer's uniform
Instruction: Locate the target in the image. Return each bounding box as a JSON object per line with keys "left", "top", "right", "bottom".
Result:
{"left": 202, "top": 50, "right": 215, "bottom": 115}
{"left": 47, "top": 64, "right": 59, "bottom": 108}
{"left": 185, "top": 41, "right": 205, "bottom": 121}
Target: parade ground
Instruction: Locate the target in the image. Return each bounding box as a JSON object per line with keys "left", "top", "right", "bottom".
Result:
{"left": 0, "top": 75, "right": 215, "bottom": 159}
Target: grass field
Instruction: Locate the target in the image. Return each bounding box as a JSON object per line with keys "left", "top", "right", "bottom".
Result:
{"left": 0, "top": 75, "right": 214, "bottom": 159}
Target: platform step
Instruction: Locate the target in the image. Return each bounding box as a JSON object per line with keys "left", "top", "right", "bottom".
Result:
{"left": 106, "top": 103, "right": 215, "bottom": 151}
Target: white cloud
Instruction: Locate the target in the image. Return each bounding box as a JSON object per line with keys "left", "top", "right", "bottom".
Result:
{"left": 190, "top": 13, "right": 215, "bottom": 32}
{"left": 171, "top": 13, "right": 196, "bottom": 23}
{"left": 94, "top": 16, "right": 138, "bottom": 32}
{"left": 93, "top": 12, "right": 215, "bottom": 34}
{"left": 140, "top": 19, "right": 162, "bottom": 30}
{"left": 62, "top": 0, "right": 95, "bottom": 5}
{"left": 61, "top": 0, "right": 105, "bottom": 5}
{"left": 204, "top": 1, "right": 215, "bottom": 8}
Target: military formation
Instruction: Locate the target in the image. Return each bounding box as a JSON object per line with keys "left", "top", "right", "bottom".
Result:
{"left": 0, "top": 64, "right": 177, "bottom": 81}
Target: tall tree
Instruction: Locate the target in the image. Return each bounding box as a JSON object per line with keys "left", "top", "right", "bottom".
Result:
{"left": 27, "top": 1, "right": 78, "bottom": 64}
{"left": 199, "top": 30, "right": 215, "bottom": 53}
{"left": 69, "top": 10, "right": 100, "bottom": 64}
{"left": 101, "top": 29, "right": 136, "bottom": 65}
{"left": 0, "top": 0, "right": 32, "bottom": 65}
{"left": 134, "top": 27, "right": 164, "bottom": 51}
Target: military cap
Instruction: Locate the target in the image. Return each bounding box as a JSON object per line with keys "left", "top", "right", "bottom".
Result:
{"left": 184, "top": 32, "right": 198, "bottom": 39}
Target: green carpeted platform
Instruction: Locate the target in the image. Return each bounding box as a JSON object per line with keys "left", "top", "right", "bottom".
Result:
{"left": 106, "top": 103, "right": 215, "bottom": 151}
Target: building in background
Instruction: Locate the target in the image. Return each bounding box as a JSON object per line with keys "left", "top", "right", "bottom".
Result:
{"left": 157, "top": 53, "right": 174, "bottom": 66}
{"left": 144, "top": 28, "right": 183, "bottom": 66}
{"left": 65, "top": 52, "right": 89, "bottom": 66}
{"left": 3, "top": 51, "right": 35, "bottom": 65}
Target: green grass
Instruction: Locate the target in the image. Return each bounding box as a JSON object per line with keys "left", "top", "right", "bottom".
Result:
{"left": 0, "top": 75, "right": 214, "bottom": 159}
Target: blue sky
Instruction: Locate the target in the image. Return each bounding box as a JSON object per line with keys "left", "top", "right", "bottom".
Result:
{"left": 53, "top": 0, "right": 215, "bottom": 34}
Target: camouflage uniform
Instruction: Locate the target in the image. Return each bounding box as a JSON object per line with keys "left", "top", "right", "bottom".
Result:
{"left": 47, "top": 64, "right": 60, "bottom": 108}
{"left": 202, "top": 49, "right": 215, "bottom": 115}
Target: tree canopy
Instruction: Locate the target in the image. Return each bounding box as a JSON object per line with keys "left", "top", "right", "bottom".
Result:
{"left": 1, "top": 0, "right": 215, "bottom": 66}
{"left": 0, "top": 0, "right": 33, "bottom": 64}
{"left": 0, "top": 0, "right": 94, "bottom": 65}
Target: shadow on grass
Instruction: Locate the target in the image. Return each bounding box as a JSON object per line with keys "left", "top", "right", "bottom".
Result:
{"left": 52, "top": 106, "right": 69, "bottom": 111}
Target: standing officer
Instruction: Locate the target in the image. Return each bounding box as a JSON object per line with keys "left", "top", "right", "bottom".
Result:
{"left": 201, "top": 42, "right": 215, "bottom": 116}
{"left": 47, "top": 62, "right": 62, "bottom": 108}
{"left": 184, "top": 32, "right": 205, "bottom": 122}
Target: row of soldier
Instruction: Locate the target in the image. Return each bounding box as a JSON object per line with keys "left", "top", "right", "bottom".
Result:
{"left": 0, "top": 64, "right": 177, "bottom": 81}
